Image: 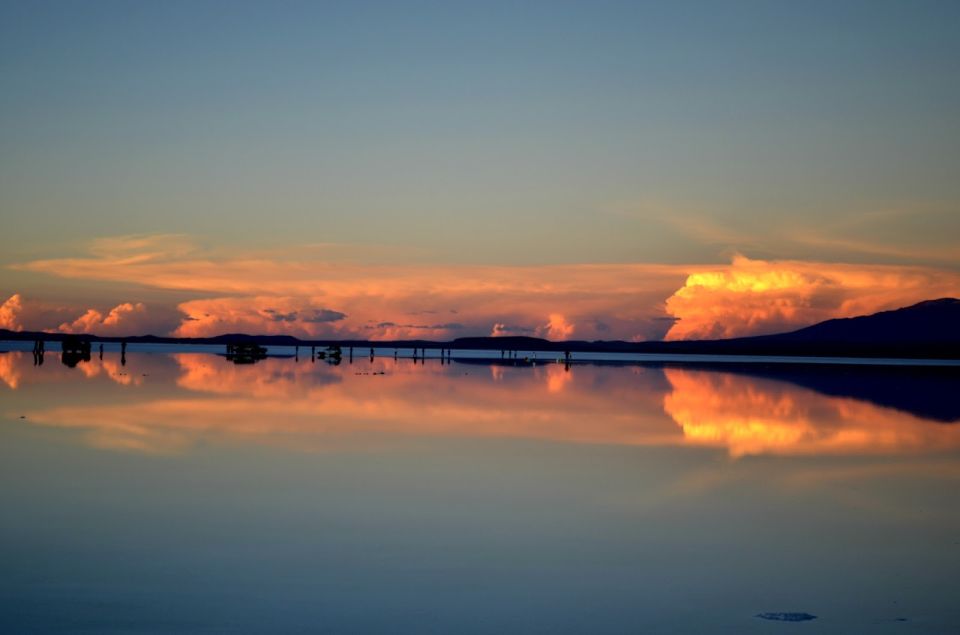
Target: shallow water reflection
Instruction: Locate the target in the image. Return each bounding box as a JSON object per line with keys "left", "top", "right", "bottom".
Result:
{"left": 2, "top": 347, "right": 960, "bottom": 633}
{"left": 5, "top": 350, "right": 959, "bottom": 458}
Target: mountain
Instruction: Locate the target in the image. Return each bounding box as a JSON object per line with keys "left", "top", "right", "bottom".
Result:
{"left": 757, "top": 298, "right": 960, "bottom": 344}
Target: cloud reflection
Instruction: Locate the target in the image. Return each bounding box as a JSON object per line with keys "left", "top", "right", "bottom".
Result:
{"left": 0, "top": 353, "right": 22, "bottom": 389}
{"left": 662, "top": 367, "right": 960, "bottom": 457}
{"left": 5, "top": 350, "right": 960, "bottom": 459}
{"left": 10, "top": 353, "right": 675, "bottom": 453}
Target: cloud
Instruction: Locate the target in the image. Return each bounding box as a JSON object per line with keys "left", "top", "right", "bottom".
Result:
{"left": 12, "top": 235, "right": 686, "bottom": 340}
{"left": 262, "top": 309, "right": 299, "bottom": 322}
{"left": 664, "top": 255, "right": 960, "bottom": 340}
{"left": 176, "top": 297, "right": 353, "bottom": 338}
{"left": 58, "top": 302, "right": 153, "bottom": 336}
{"left": 0, "top": 294, "right": 182, "bottom": 336}
{"left": 12, "top": 235, "right": 960, "bottom": 341}
{"left": 303, "top": 309, "right": 348, "bottom": 323}
{"left": 0, "top": 294, "right": 24, "bottom": 331}
{"left": 536, "top": 313, "right": 575, "bottom": 340}
{"left": 788, "top": 230, "right": 960, "bottom": 264}
{"left": 87, "top": 234, "right": 197, "bottom": 262}
{"left": 365, "top": 321, "right": 463, "bottom": 331}
{"left": 259, "top": 308, "right": 347, "bottom": 323}
{"left": 491, "top": 323, "right": 535, "bottom": 337}
{"left": 625, "top": 201, "right": 960, "bottom": 267}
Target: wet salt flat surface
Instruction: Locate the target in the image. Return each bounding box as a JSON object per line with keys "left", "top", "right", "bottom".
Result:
{"left": 2, "top": 345, "right": 960, "bottom": 633}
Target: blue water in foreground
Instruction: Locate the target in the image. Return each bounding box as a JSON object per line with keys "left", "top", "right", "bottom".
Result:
{"left": 2, "top": 345, "right": 959, "bottom": 633}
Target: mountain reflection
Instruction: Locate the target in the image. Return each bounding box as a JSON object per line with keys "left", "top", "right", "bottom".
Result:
{"left": 663, "top": 367, "right": 960, "bottom": 457}
{"left": 2, "top": 350, "right": 959, "bottom": 457}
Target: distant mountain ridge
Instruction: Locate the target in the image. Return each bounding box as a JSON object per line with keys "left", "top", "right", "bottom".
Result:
{"left": 2, "top": 298, "right": 959, "bottom": 360}
{"left": 755, "top": 298, "right": 960, "bottom": 344}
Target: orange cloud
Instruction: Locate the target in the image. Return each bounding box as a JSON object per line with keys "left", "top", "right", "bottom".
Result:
{"left": 664, "top": 255, "right": 960, "bottom": 340}
{"left": 59, "top": 302, "right": 149, "bottom": 336}
{"left": 537, "top": 313, "right": 575, "bottom": 340}
{"left": 10, "top": 235, "right": 688, "bottom": 340}
{"left": 0, "top": 294, "right": 24, "bottom": 331}
{"left": 12, "top": 235, "right": 960, "bottom": 341}
{"left": 0, "top": 293, "right": 179, "bottom": 337}
{"left": 174, "top": 296, "right": 349, "bottom": 338}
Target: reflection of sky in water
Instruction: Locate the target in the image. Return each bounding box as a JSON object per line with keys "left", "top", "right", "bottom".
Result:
{"left": 5, "top": 350, "right": 960, "bottom": 457}
{"left": 2, "top": 349, "right": 960, "bottom": 633}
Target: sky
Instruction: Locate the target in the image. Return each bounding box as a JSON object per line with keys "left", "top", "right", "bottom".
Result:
{"left": 1, "top": 1, "right": 959, "bottom": 341}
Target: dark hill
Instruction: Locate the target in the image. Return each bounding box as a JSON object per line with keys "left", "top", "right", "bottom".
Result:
{"left": 757, "top": 298, "right": 960, "bottom": 344}
{"left": 621, "top": 298, "right": 960, "bottom": 358}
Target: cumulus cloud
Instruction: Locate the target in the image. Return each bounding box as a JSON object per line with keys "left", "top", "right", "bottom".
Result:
{"left": 0, "top": 294, "right": 182, "bottom": 336}
{"left": 664, "top": 255, "right": 960, "bottom": 340}
{"left": 176, "top": 297, "right": 351, "bottom": 338}
{"left": 12, "top": 235, "right": 686, "bottom": 340}
{"left": 536, "top": 313, "right": 575, "bottom": 340}
{"left": 58, "top": 302, "right": 152, "bottom": 336}
{"left": 13, "top": 235, "right": 960, "bottom": 341}
{"left": 0, "top": 294, "right": 24, "bottom": 331}
{"left": 491, "top": 323, "right": 535, "bottom": 337}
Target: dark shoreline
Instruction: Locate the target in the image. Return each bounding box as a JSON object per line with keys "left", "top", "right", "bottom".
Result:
{"left": 3, "top": 329, "right": 960, "bottom": 361}
{"left": 5, "top": 298, "right": 959, "bottom": 360}
{"left": 4, "top": 337, "right": 959, "bottom": 421}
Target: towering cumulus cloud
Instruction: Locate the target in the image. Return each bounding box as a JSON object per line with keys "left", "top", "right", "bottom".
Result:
{"left": 664, "top": 255, "right": 960, "bottom": 340}
{"left": 537, "top": 313, "right": 575, "bottom": 340}
{"left": 0, "top": 294, "right": 24, "bottom": 331}
{"left": 58, "top": 303, "right": 151, "bottom": 336}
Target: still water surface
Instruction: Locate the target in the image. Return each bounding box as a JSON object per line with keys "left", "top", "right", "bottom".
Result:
{"left": 2, "top": 345, "right": 959, "bottom": 633}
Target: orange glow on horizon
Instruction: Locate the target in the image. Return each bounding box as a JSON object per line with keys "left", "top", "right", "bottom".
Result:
{"left": 8, "top": 235, "right": 959, "bottom": 341}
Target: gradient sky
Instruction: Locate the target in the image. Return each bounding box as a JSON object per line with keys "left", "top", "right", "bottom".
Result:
{"left": 2, "top": 1, "right": 959, "bottom": 340}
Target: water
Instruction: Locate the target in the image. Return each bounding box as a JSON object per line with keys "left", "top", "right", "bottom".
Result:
{"left": 2, "top": 345, "right": 959, "bottom": 633}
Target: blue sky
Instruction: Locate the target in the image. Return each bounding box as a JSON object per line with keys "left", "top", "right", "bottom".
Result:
{"left": 1, "top": 1, "right": 958, "bottom": 338}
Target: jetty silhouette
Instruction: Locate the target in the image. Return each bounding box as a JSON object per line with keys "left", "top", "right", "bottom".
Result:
{"left": 59, "top": 335, "right": 91, "bottom": 368}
